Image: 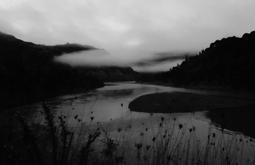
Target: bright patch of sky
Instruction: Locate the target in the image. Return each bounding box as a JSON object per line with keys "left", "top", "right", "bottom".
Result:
{"left": 1, "top": 0, "right": 255, "bottom": 71}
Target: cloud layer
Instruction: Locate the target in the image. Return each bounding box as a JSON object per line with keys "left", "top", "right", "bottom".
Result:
{"left": 1, "top": 0, "right": 255, "bottom": 71}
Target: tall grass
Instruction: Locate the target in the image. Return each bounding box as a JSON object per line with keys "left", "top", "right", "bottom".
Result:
{"left": 1, "top": 104, "right": 255, "bottom": 165}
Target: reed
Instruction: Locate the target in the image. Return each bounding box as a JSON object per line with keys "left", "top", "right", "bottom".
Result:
{"left": 2, "top": 105, "right": 255, "bottom": 165}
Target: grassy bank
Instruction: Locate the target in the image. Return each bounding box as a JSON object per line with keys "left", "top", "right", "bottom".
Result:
{"left": 2, "top": 103, "right": 255, "bottom": 165}
{"left": 129, "top": 92, "right": 255, "bottom": 113}
{"left": 129, "top": 92, "right": 255, "bottom": 138}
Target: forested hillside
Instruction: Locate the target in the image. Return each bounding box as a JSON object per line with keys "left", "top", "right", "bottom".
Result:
{"left": 167, "top": 31, "right": 255, "bottom": 89}
{"left": 0, "top": 32, "right": 136, "bottom": 108}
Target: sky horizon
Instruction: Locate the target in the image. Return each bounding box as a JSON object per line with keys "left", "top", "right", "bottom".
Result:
{"left": 1, "top": 0, "right": 255, "bottom": 71}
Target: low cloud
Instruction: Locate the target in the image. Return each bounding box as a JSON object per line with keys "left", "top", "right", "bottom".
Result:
{"left": 54, "top": 49, "right": 130, "bottom": 67}
{"left": 1, "top": 0, "right": 255, "bottom": 71}
{"left": 132, "top": 52, "right": 194, "bottom": 67}
{"left": 54, "top": 50, "right": 191, "bottom": 72}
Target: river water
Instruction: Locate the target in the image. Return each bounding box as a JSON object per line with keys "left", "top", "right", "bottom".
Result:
{"left": 11, "top": 82, "right": 255, "bottom": 165}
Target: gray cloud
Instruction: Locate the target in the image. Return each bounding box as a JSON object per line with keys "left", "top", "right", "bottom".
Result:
{"left": 1, "top": 0, "right": 255, "bottom": 71}
{"left": 133, "top": 53, "right": 192, "bottom": 67}
{"left": 131, "top": 52, "right": 194, "bottom": 72}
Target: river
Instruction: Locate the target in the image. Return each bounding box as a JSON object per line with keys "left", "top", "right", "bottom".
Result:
{"left": 5, "top": 82, "right": 255, "bottom": 165}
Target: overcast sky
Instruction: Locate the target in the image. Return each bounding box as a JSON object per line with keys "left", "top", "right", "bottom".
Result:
{"left": 1, "top": 0, "right": 255, "bottom": 71}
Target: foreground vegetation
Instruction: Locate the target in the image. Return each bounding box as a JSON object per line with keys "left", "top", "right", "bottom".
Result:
{"left": 129, "top": 92, "right": 255, "bottom": 138}
{"left": 1, "top": 103, "right": 254, "bottom": 165}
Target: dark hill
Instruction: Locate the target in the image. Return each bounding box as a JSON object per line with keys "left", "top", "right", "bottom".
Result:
{"left": 0, "top": 32, "right": 136, "bottom": 108}
{"left": 166, "top": 31, "right": 255, "bottom": 89}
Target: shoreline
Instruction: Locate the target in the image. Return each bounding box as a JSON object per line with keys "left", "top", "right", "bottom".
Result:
{"left": 0, "top": 84, "right": 104, "bottom": 110}
{"left": 129, "top": 91, "right": 255, "bottom": 138}
{"left": 136, "top": 80, "right": 255, "bottom": 100}
{"left": 129, "top": 91, "right": 255, "bottom": 114}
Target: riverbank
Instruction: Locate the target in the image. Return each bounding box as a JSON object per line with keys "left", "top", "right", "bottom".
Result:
{"left": 129, "top": 91, "right": 255, "bottom": 138}
{"left": 0, "top": 83, "right": 104, "bottom": 110}
{"left": 137, "top": 80, "right": 255, "bottom": 100}
{"left": 129, "top": 92, "right": 255, "bottom": 113}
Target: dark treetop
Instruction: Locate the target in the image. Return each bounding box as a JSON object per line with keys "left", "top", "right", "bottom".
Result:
{"left": 165, "top": 31, "right": 255, "bottom": 89}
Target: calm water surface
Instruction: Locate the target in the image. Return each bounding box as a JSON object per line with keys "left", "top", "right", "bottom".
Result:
{"left": 26, "top": 82, "right": 205, "bottom": 124}
{"left": 14, "top": 82, "right": 255, "bottom": 164}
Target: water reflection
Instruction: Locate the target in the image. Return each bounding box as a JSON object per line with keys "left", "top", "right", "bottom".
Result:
{"left": 18, "top": 82, "right": 255, "bottom": 165}
{"left": 30, "top": 82, "right": 178, "bottom": 124}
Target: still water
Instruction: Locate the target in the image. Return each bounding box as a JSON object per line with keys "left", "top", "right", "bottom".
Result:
{"left": 16, "top": 82, "right": 255, "bottom": 165}
{"left": 26, "top": 82, "right": 205, "bottom": 124}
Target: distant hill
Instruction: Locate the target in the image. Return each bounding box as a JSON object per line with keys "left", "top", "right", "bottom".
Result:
{"left": 0, "top": 32, "right": 136, "bottom": 108}
{"left": 166, "top": 31, "right": 255, "bottom": 89}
